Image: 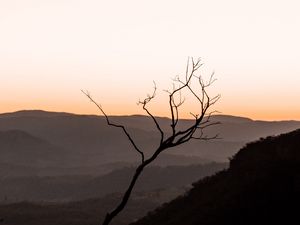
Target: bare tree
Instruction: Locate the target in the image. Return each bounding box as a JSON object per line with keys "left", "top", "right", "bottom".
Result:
{"left": 82, "top": 57, "right": 220, "bottom": 225}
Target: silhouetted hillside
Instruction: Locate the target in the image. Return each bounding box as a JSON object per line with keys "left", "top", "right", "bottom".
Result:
{"left": 131, "top": 129, "right": 300, "bottom": 225}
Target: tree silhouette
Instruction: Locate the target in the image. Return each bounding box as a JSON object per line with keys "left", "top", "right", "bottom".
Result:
{"left": 82, "top": 57, "right": 220, "bottom": 225}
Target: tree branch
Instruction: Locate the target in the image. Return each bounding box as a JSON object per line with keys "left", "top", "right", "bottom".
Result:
{"left": 82, "top": 57, "right": 220, "bottom": 225}
{"left": 138, "top": 82, "right": 164, "bottom": 144}
{"left": 81, "top": 90, "right": 145, "bottom": 163}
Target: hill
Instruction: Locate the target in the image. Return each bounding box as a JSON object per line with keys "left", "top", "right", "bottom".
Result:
{"left": 0, "top": 130, "right": 67, "bottom": 167}
{"left": 0, "top": 162, "right": 227, "bottom": 225}
{"left": 0, "top": 110, "right": 299, "bottom": 166}
{"left": 0, "top": 163, "right": 226, "bottom": 202}
{"left": 131, "top": 129, "right": 300, "bottom": 225}
{"left": 0, "top": 194, "right": 158, "bottom": 225}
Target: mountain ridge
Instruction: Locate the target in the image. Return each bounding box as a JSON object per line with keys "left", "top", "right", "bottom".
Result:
{"left": 0, "top": 110, "right": 299, "bottom": 166}
{"left": 3, "top": 109, "right": 300, "bottom": 122}
{"left": 0, "top": 109, "right": 271, "bottom": 124}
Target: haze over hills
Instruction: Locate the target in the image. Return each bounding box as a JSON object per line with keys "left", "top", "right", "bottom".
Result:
{"left": 0, "top": 163, "right": 226, "bottom": 203}
{"left": 0, "top": 110, "right": 299, "bottom": 168}
{"left": 0, "top": 193, "right": 159, "bottom": 225}
{"left": 0, "top": 130, "right": 67, "bottom": 167}
{"left": 0, "top": 123, "right": 298, "bottom": 225}
{"left": 0, "top": 128, "right": 211, "bottom": 177}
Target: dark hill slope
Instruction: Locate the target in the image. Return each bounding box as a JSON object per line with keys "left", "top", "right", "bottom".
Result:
{"left": 131, "top": 129, "right": 300, "bottom": 225}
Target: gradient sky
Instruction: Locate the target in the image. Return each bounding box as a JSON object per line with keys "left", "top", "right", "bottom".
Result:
{"left": 1, "top": 0, "right": 300, "bottom": 120}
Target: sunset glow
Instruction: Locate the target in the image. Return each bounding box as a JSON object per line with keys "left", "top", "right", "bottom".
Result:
{"left": 1, "top": 0, "right": 300, "bottom": 120}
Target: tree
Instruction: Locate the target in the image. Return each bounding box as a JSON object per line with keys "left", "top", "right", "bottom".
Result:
{"left": 82, "top": 57, "right": 220, "bottom": 225}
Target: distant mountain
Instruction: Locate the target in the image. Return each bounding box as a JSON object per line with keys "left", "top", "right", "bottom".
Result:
{"left": 0, "top": 111, "right": 161, "bottom": 166}
{"left": 0, "top": 110, "right": 299, "bottom": 167}
{"left": 0, "top": 128, "right": 211, "bottom": 177}
{"left": 131, "top": 129, "right": 300, "bottom": 225}
{"left": 207, "top": 114, "right": 253, "bottom": 123}
{"left": 0, "top": 161, "right": 132, "bottom": 177}
{"left": 0, "top": 163, "right": 227, "bottom": 202}
{"left": 0, "top": 130, "right": 67, "bottom": 167}
{"left": 0, "top": 154, "right": 211, "bottom": 178}
{"left": 76, "top": 163, "right": 227, "bottom": 200}
{"left": 0, "top": 110, "right": 74, "bottom": 118}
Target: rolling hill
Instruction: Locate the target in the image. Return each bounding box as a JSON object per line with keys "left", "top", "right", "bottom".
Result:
{"left": 0, "top": 130, "right": 67, "bottom": 167}
{"left": 0, "top": 125, "right": 298, "bottom": 225}
{"left": 0, "top": 163, "right": 226, "bottom": 202}
{"left": 0, "top": 110, "right": 299, "bottom": 167}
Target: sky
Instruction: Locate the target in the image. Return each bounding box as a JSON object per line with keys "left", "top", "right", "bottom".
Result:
{"left": 0, "top": 0, "right": 300, "bottom": 120}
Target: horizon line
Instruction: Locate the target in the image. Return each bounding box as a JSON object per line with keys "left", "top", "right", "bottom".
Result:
{"left": 1, "top": 109, "right": 299, "bottom": 122}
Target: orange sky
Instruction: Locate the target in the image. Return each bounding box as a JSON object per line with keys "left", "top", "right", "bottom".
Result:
{"left": 1, "top": 0, "right": 300, "bottom": 121}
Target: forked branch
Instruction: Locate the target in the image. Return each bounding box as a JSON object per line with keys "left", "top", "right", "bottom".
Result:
{"left": 83, "top": 57, "right": 220, "bottom": 225}
{"left": 138, "top": 82, "right": 164, "bottom": 144}
{"left": 81, "top": 90, "right": 145, "bottom": 163}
